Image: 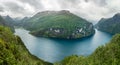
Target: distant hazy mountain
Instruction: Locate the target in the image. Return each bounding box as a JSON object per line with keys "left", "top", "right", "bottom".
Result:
{"left": 0, "top": 16, "right": 6, "bottom": 26}
{"left": 0, "top": 15, "right": 14, "bottom": 32}
{"left": 96, "top": 13, "right": 120, "bottom": 34}
{"left": 2, "top": 15, "right": 15, "bottom": 26}
{"left": 23, "top": 10, "right": 95, "bottom": 39}
{"left": 13, "top": 17, "right": 30, "bottom": 27}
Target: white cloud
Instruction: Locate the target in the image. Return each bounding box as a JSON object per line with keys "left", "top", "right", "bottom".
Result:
{"left": 41, "top": 0, "right": 61, "bottom": 10}
{"left": 24, "top": 3, "right": 35, "bottom": 13}
{"left": 0, "top": 0, "right": 120, "bottom": 23}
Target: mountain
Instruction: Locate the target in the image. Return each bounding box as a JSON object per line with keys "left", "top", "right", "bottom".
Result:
{"left": 0, "top": 16, "right": 6, "bottom": 26}
{"left": 19, "top": 17, "right": 30, "bottom": 26}
{"left": 96, "top": 13, "right": 120, "bottom": 34}
{"left": 23, "top": 10, "right": 95, "bottom": 39}
{"left": 0, "top": 15, "right": 14, "bottom": 32}
{"left": 13, "top": 17, "right": 22, "bottom": 24}
{"left": 2, "top": 15, "right": 24, "bottom": 28}
{"left": 13, "top": 17, "right": 30, "bottom": 27}
{"left": 0, "top": 26, "right": 52, "bottom": 65}
{"left": 55, "top": 34, "right": 120, "bottom": 65}
{"left": 2, "top": 15, "right": 15, "bottom": 26}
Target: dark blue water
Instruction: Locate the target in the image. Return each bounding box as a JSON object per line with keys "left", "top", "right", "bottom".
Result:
{"left": 15, "top": 29, "right": 112, "bottom": 63}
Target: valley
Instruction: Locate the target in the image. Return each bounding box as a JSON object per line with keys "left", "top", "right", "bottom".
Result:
{"left": 0, "top": 9, "right": 120, "bottom": 65}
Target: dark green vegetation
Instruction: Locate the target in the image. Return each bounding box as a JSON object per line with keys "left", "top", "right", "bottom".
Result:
{"left": 0, "top": 26, "right": 52, "bottom": 65}
{"left": 55, "top": 34, "right": 120, "bottom": 65}
{"left": 23, "top": 10, "right": 95, "bottom": 39}
{"left": 96, "top": 13, "right": 120, "bottom": 34}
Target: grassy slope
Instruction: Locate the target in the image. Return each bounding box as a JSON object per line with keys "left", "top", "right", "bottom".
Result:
{"left": 55, "top": 34, "right": 120, "bottom": 65}
{"left": 0, "top": 26, "right": 52, "bottom": 65}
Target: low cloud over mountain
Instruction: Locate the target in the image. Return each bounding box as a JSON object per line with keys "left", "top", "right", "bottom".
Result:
{"left": 0, "top": 0, "right": 120, "bottom": 23}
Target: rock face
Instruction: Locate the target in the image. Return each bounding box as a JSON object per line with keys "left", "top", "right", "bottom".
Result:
{"left": 24, "top": 10, "right": 95, "bottom": 39}
{"left": 96, "top": 13, "right": 120, "bottom": 34}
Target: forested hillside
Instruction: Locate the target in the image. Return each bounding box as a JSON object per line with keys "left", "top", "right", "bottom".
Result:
{"left": 0, "top": 26, "right": 52, "bottom": 65}
{"left": 23, "top": 10, "right": 95, "bottom": 39}
{"left": 55, "top": 34, "right": 120, "bottom": 65}
{"left": 96, "top": 13, "right": 120, "bottom": 34}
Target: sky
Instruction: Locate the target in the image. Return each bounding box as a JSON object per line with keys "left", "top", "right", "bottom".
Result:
{"left": 0, "top": 0, "right": 120, "bottom": 23}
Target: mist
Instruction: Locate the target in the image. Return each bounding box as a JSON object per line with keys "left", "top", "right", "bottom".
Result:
{"left": 0, "top": 0, "right": 120, "bottom": 23}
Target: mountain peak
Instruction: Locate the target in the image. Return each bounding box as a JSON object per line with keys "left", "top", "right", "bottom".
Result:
{"left": 59, "top": 10, "right": 70, "bottom": 13}
{"left": 6, "top": 15, "right": 10, "bottom": 17}
{"left": 34, "top": 10, "right": 71, "bottom": 17}
{"left": 113, "top": 13, "right": 120, "bottom": 18}
{"left": 58, "top": 10, "right": 71, "bottom": 14}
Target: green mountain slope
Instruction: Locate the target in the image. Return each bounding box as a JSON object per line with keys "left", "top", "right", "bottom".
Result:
{"left": 55, "top": 34, "right": 120, "bottom": 65}
{"left": 96, "top": 13, "right": 120, "bottom": 34}
{"left": 23, "top": 10, "right": 95, "bottom": 39}
{"left": 0, "top": 26, "right": 52, "bottom": 65}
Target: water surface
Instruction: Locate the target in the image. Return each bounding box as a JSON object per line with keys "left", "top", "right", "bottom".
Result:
{"left": 15, "top": 29, "right": 112, "bottom": 63}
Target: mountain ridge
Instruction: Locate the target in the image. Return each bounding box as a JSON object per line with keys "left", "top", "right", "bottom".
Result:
{"left": 23, "top": 10, "right": 95, "bottom": 39}
{"left": 96, "top": 13, "right": 120, "bottom": 34}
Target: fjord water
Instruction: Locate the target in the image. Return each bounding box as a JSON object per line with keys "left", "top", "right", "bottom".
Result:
{"left": 15, "top": 29, "right": 112, "bottom": 63}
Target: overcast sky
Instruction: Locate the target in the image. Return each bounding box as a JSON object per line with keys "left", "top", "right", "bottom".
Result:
{"left": 0, "top": 0, "right": 120, "bottom": 23}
